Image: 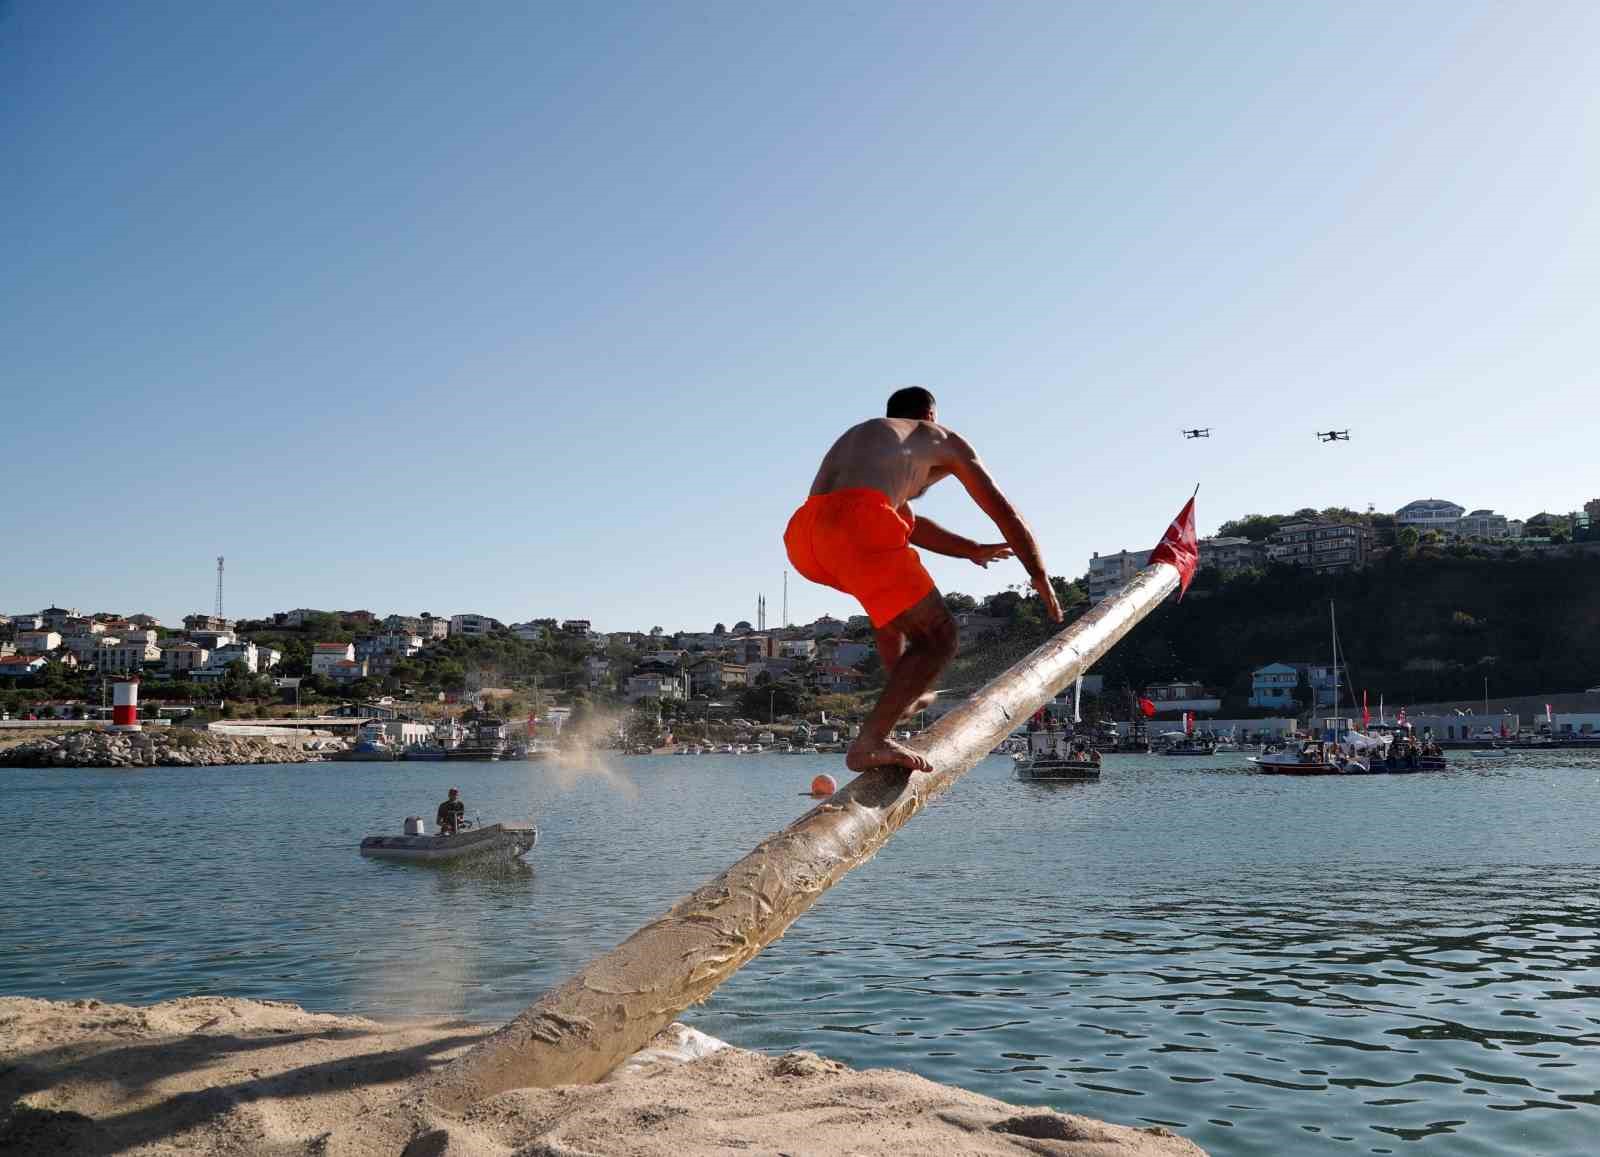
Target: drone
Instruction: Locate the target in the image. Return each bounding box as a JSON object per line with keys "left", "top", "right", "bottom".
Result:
{"left": 1316, "top": 430, "right": 1350, "bottom": 442}
{"left": 1181, "top": 428, "right": 1211, "bottom": 440}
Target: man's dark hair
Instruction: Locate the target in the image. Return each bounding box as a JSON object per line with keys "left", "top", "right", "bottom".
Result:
{"left": 886, "top": 386, "right": 936, "bottom": 420}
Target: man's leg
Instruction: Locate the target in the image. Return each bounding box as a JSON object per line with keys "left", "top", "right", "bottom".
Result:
{"left": 873, "top": 625, "right": 937, "bottom": 719}
{"left": 847, "top": 590, "right": 958, "bottom": 774}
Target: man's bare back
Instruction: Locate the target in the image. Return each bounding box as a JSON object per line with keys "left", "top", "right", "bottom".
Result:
{"left": 809, "top": 418, "right": 957, "bottom": 508}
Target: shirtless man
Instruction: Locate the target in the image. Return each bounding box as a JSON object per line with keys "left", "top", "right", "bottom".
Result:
{"left": 785, "top": 387, "right": 1062, "bottom": 773}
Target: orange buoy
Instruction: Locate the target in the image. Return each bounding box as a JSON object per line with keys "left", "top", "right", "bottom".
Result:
{"left": 809, "top": 773, "right": 838, "bottom": 798}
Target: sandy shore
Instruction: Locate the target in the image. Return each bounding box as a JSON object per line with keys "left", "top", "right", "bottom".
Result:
{"left": 0, "top": 996, "right": 1207, "bottom": 1156}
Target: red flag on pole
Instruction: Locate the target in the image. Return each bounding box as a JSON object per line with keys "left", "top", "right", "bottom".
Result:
{"left": 1149, "top": 492, "right": 1200, "bottom": 599}
{"left": 1362, "top": 689, "right": 1370, "bottom": 729}
{"left": 1138, "top": 697, "right": 1157, "bottom": 718}
{"left": 1183, "top": 710, "right": 1194, "bottom": 735}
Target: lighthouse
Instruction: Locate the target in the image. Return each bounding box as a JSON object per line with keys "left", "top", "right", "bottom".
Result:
{"left": 110, "top": 677, "right": 142, "bottom": 732}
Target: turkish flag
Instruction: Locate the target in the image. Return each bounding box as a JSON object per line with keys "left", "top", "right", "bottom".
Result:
{"left": 1150, "top": 494, "right": 1200, "bottom": 599}
{"left": 1138, "top": 697, "right": 1157, "bottom": 718}
{"left": 1183, "top": 710, "right": 1194, "bottom": 735}
{"left": 1362, "top": 690, "right": 1370, "bottom": 729}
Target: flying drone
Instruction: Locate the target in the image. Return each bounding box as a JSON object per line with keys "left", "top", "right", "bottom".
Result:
{"left": 1316, "top": 430, "right": 1350, "bottom": 442}
{"left": 1181, "top": 428, "right": 1211, "bottom": 440}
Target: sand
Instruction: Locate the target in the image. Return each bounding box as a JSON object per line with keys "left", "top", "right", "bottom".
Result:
{"left": 0, "top": 996, "right": 1207, "bottom": 1156}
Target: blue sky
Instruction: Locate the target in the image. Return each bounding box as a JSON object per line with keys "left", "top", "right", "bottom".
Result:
{"left": 5, "top": 1, "right": 1597, "bottom": 631}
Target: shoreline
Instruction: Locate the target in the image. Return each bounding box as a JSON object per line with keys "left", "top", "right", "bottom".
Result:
{"left": 0, "top": 994, "right": 1207, "bottom": 1156}
{"left": 0, "top": 727, "right": 345, "bottom": 768}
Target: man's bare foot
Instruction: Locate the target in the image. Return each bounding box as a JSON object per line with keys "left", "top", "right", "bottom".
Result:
{"left": 846, "top": 736, "right": 932, "bottom": 774}
{"left": 898, "top": 691, "right": 937, "bottom": 722}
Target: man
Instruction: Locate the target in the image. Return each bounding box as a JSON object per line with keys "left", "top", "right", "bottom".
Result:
{"left": 785, "top": 387, "right": 1061, "bottom": 774}
{"left": 437, "top": 787, "right": 465, "bottom": 835}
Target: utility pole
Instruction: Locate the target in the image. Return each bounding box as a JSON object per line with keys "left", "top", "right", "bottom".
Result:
{"left": 782, "top": 571, "right": 788, "bottom": 627}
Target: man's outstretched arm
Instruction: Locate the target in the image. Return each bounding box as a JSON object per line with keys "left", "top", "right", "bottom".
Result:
{"left": 903, "top": 510, "right": 1014, "bottom": 567}
{"left": 943, "top": 434, "right": 1063, "bottom": 621}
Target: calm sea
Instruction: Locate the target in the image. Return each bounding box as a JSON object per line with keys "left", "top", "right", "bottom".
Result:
{"left": 4, "top": 750, "right": 1597, "bottom": 1155}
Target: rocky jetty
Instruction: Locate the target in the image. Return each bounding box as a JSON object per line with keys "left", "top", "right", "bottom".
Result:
{"left": 0, "top": 728, "right": 343, "bottom": 769}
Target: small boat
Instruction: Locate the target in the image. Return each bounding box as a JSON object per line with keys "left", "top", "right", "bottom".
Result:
{"left": 1468, "top": 748, "right": 1512, "bottom": 759}
{"left": 1015, "top": 729, "right": 1101, "bottom": 781}
{"left": 445, "top": 717, "right": 507, "bottom": 761}
{"left": 1161, "top": 738, "right": 1218, "bottom": 756}
{"left": 346, "top": 723, "right": 399, "bottom": 761}
{"left": 359, "top": 819, "right": 537, "bottom": 863}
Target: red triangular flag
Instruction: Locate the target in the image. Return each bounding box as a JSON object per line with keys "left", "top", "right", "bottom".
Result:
{"left": 1150, "top": 495, "right": 1199, "bottom": 599}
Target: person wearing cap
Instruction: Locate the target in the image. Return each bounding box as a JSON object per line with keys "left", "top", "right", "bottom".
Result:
{"left": 436, "top": 787, "right": 465, "bottom": 835}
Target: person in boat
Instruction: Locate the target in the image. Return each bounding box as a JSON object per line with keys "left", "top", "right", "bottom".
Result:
{"left": 785, "top": 387, "right": 1061, "bottom": 773}
{"left": 437, "top": 787, "right": 465, "bottom": 835}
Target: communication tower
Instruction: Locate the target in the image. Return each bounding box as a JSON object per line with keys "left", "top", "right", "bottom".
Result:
{"left": 215, "top": 556, "right": 225, "bottom": 619}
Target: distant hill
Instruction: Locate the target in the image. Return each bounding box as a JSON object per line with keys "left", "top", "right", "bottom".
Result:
{"left": 948, "top": 552, "right": 1600, "bottom": 710}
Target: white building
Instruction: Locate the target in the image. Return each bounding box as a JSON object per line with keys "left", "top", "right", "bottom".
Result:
{"left": 625, "top": 671, "right": 688, "bottom": 703}
{"left": 188, "top": 629, "right": 236, "bottom": 649}
{"left": 1144, "top": 680, "right": 1221, "bottom": 713}
{"left": 1199, "top": 536, "right": 1267, "bottom": 574}
{"left": 209, "top": 641, "right": 261, "bottom": 673}
{"left": 311, "top": 642, "right": 356, "bottom": 676}
{"left": 160, "top": 641, "right": 211, "bottom": 673}
{"left": 1456, "top": 509, "right": 1514, "bottom": 540}
{"left": 1267, "top": 521, "right": 1372, "bottom": 573}
{"left": 1395, "top": 498, "right": 1465, "bottom": 533}
{"left": 1088, "top": 549, "right": 1150, "bottom": 605}
{"left": 99, "top": 638, "right": 160, "bottom": 674}
{"left": 64, "top": 634, "right": 113, "bottom": 664}
{"left": 779, "top": 638, "right": 817, "bottom": 660}
{"left": 510, "top": 621, "right": 548, "bottom": 642}
{"left": 16, "top": 630, "right": 62, "bottom": 654}
{"left": 449, "top": 613, "right": 500, "bottom": 638}
{"left": 39, "top": 607, "right": 80, "bottom": 629}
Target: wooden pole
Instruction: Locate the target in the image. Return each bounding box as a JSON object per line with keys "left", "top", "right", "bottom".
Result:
{"left": 426, "top": 561, "right": 1182, "bottom": 1110}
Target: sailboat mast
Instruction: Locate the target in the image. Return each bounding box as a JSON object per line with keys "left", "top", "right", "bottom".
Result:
{"left": 1330, "top": 600, "right": 1339, "bottom": 721}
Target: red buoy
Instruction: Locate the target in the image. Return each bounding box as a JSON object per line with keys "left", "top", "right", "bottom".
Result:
{"left": 809, "top": 773, "right": 837, "bottom": 798}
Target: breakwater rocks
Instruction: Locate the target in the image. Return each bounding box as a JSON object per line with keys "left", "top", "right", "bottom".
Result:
{"left": 0, "top": 728, "right": 343, "bottom": 769}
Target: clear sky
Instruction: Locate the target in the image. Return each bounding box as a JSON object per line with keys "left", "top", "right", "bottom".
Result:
{"left": 5, "top": 1, "right": 1597, "bottom": 631}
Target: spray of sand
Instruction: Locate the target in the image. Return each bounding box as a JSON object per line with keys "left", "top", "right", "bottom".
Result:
{"left": 539, "top": 708, "right": 639, "bottom": 801}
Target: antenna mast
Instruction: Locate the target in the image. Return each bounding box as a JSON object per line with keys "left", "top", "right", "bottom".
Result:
{"left": 215, "top": 556, "right": 225, "bottom": 619}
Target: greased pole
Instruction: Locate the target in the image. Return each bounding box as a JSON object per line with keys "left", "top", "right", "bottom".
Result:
{"left": 426, "top": 497, "right": 1199, "bottom": 1109}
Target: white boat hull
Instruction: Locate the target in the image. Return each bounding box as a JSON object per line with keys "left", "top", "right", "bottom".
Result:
{"left": 359, "top": 823, "right": 538, "bottom": 862}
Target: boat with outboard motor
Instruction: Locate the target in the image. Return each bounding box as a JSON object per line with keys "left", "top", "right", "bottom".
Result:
{"left": 359, "top": 817, "right": 537, "bottom": 863}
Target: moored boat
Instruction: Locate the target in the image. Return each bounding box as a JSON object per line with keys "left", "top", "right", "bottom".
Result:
{"left": 346, "top": 722, "right": 399, "bottom": 761}
{"left": 445, "top": 717, "right": 507, "bottom": 761}
{"left": 1015, "top": 729, "right": 1101, "bottom": 781}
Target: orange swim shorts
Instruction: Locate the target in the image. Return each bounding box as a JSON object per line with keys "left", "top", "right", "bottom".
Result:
{"left": 783, "top": 488, "right": 936, "bottom": 629}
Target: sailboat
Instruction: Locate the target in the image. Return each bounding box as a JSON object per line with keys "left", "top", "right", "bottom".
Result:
{"left": 1250, "top": 602, "right": 1373, "bottom": 775}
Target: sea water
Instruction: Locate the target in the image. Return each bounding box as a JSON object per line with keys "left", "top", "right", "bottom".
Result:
{"left": 3, "top": 751, "right": 1597, "bottom": 1155}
